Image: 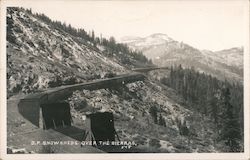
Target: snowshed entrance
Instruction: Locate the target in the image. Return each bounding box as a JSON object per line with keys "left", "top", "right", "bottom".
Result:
{"left": 41, "top": 102, "right": 72, "bottom": 129}
{"left": 84, "top": 112, "right": 119, "bottom": 143}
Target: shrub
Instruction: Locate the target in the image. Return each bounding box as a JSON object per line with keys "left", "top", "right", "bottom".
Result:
{"left": 149, "top": 138, "right": 161, "bottom": 148}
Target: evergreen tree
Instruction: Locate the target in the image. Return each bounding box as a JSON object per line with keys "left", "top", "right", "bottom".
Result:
{"left": 220, "top": 88, "right": 241, "bottom": 152}
{"left": 208, "top": 92, "right": 219, "bottom": 125}
{"left": 91, "top": 30, "right": 95, "bottom": 40}
{"left": 158, "top": 114, "right": 166, "bottom": 127}
{"left": 149, "top": 106, "right": 158, "bottom": 124}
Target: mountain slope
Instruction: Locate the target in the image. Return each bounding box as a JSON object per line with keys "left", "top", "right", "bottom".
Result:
{"left": 7, "top": 7, "right": 128, "bottom": 95}
{"left": 122, "top": 34, "right": 243, "bottom": 82}
{"left": 7, "top": 7, "right": 228, "bottom": 153}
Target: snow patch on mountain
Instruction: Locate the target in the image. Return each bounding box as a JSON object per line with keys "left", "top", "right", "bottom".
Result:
{"left": 122, "top": 33, "right": 243, "bottom": 83}
{"left": 121, "top": 33, "right": 174, "bottom": 47}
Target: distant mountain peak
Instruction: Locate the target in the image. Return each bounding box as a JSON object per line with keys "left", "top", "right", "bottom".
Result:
{"left": 121, "top": 33, "right": 174, "bottom": 47}
{"left": 215, "top": 47, "right": 243, "bottom": 53}
{"left": 122, "top": 32, "right": 243, "bottom": 82}
{"left": 119, "top": 36, "right": 142, "bottom": 43}
{"left": 148, "top": 33, "right": 173, "bottom": 41}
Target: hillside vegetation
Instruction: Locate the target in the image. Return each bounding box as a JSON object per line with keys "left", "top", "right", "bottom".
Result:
{"left": 161, "top": 65, "right": 243, "bottom": 152}
{"left": 6, "top": 7, "right": 243, "bottom": 153}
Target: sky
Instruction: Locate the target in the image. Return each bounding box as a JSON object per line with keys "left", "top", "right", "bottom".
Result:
{"left": 6, "top": 0, "right": 248, "bottom": 51}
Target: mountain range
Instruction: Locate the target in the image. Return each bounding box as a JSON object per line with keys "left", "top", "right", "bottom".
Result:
{"left": 6, "top": 7, "right": 241, "bottom": 153}
{"left": 121, "top": 33, "right": 243, "bottom": 83}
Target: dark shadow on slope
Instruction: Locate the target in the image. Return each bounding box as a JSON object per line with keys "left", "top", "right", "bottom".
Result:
{"left": 52, "top": 126, "right": 86, "bottom": 142}
{"left": 18, "top": 99, "right": 41, "bottom": 127}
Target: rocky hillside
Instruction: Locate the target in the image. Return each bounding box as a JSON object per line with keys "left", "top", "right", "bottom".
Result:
{"left": 7, "top": 7, "right": 128, "bottom": 96}
{"left": 122, "top": 34, "right": 243, "bottom": 83}
{"left": 7, "top": 7, "right": 228, "bottom": 153}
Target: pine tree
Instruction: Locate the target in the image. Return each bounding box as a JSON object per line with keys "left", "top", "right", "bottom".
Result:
{"left": 220, "top": 87, "right": 241, "bottom": 152}
{"left": 158, "top": 114, "right": 166, "bottom": 127}
{"left": 170, "top": 66, "right": 174, "bottom": 87}
{"left": 208, "top": 91, "right": 219, "bottom": 125}
{"left": 149, "top": 106, "right": 158, "bottom": 124}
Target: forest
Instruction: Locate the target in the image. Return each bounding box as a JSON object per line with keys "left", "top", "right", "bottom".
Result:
{"left": 160, "top": 65, "right": 244, "bottom": 152}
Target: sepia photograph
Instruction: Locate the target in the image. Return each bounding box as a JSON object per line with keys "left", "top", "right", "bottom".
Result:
{"left": 0, "top": 0, "right": 249, "bottom": 159}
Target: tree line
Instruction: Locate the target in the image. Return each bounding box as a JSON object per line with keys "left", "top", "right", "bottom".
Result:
{"left": 160, "top": 65, "right": 243, "bottom": 152}
{"left": 24, "top": 8, "right": 151, "bottom": 65}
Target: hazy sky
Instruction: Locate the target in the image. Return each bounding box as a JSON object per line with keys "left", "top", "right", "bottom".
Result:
{"left": 7, "top": 0, "right": 248, "bottom": 51}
